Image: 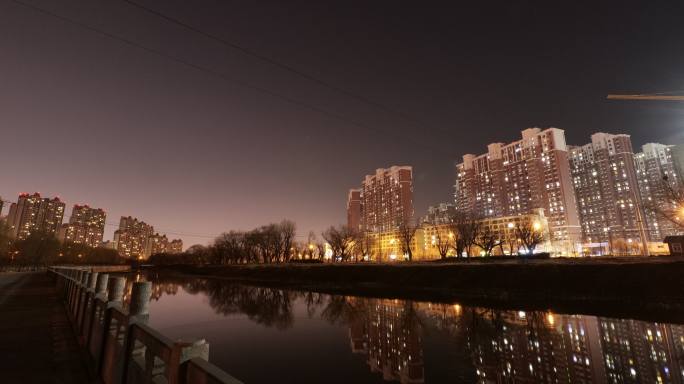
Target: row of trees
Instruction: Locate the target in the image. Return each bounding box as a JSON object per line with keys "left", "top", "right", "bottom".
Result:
{"left": 0, "top": 224, "right": 123, "bottom": 267}
{"left": 427, "top": 214, "right": 546, "bottom": 259}
{"left": 149, "top": 214, "right": 548, "bottom": 266}
{"left": 150, "top": 220, "right": 302, "bottom": 265}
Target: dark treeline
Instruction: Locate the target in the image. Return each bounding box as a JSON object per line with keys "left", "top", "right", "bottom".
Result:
{"left": 0, "top": 220, "right": 124, "bottom": 268}
{"left": 150, "top": 220, "right": 326, "bottom": 265}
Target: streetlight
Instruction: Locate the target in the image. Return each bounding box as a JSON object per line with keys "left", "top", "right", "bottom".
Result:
{"left": 533, "top": 221, "right": 541, "bottom": 231}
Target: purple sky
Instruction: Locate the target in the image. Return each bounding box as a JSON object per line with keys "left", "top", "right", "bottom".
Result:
{"left": 1, "top": 1, "right": 683, "bottom": 247}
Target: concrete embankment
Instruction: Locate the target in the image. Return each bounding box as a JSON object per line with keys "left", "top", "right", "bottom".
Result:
{"left": 153, "top": 257, "right": 684, "bottom": 322}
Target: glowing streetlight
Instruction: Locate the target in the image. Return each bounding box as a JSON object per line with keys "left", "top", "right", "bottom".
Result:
{"left": 532, "top": 221, "right": 541, "bottom": 231}
{"left": 546, "top": 313, "right": 555, "bottom": 325}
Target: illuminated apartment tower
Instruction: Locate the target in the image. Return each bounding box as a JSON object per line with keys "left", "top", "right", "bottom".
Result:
{"left": 635, "top": 143, "right": 683, "bottom": 240}
{"left": 348, "top": 166, "right": 413, "bottom": 233}
{"left": 420, "top": 203, "right": 457, "bottom": 225}
{"left": 145, "top": 233, "right": 169, "bottom": 256}
{"left": 569, "top": 133, "right": 648, "bottom": 247}
{"left": 455, "top": 128, "right": 581, "bottom": 254}
{"left": 58, "top": 204, "right": 106, "bottom": 247}
{"left": 347, "top": 188, "right": 362, "bottom": 231}
{"left": 113, "top": 216, "right": 154, "bottom": 258}
{"left": 167, "top": 239, "right": 183, "bottom": 254}
{"left": 7, "top": 193, "right": 65, "bottom": 239}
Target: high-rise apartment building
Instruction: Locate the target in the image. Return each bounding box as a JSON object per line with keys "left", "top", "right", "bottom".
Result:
{"left": 113, "top": 216, "right": 154, "bottom": 258}
{"left": 455, "top": 128, "right": 581, "bottom": 254}
{"left": 635, "top": 143, "right": 683, "bottom": 240}
{"left": 347, "top": 189, "right": 362, "bottom": 231}
{"left": 7, "top": 193, "right": 65, "bottom": 239}
{"left": 420, "top": 202, "right": 457, "bottom": 225}
{"left": 58, "top": 204, "right": 106, "bottom": 247}
{"left": 569, "top": 133, "right": 648, "bottom": 248}
{"left": 347, "top": 166, "right": 414, "bottom": 233}
{"left": 145, "top": 233, "right": 169, "bottom": 256}
{"left": 168, "top": 239, "right": 183, "bottom": 254}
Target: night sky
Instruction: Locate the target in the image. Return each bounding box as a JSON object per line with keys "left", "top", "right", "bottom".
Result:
{"left": 1, "top": 0, "right": 683, "bottom": 246}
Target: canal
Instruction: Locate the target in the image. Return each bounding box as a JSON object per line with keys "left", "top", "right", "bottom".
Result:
{"left": 131, "top": 273, "right": 684, "bottom": 383}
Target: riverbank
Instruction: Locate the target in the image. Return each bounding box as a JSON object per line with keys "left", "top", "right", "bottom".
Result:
{"left": 150, "top": 256, "right": 684, "bottom": 322}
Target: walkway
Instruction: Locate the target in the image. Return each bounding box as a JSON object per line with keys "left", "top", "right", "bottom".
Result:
{"left": 0, "top": 272, "right": 91, "bottom": 383}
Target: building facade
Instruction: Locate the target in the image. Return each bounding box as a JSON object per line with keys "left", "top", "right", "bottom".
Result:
{"left": 634, "top": 143, "right": 683, "bottom": 240}
{"left": 569, "top": 133, "right": 649, "bottom": 251}
{"left": 455, "top": 128, "right": 581, "bottom": 255}
{"left": 113, "top": 216, "right": 154, "bottom": 258}
{"left": 347, "top": 166, "right": 414, "bottom": 233}
{"left": 145, "top": 233, "right": 169, "bottom": 256}
{"left": 58, "top": 204, "right": 106, "bottom": 247}
{"left": 168, "top": 239, "right": 183, "bottom": 254}
{"left": 420, "top": 209, "right": 551, "bottom": 258}
{"left": 420, "top": 202, "right": 457, "bottom": 225}
{"left": 347, "top": 189, "right": 362, "bottom": 231}
{"left": 6, "top": 193, "right": 65, "bottom": 239}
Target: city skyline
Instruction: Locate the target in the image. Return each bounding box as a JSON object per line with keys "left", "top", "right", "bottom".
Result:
{"left": 1, "top": 129, "right": 682, "bottom": 248}
{"left": 1, "top": 1, "right": 683, "bottom": 248}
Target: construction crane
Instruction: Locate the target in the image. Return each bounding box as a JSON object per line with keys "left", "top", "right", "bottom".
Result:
{"left": 607, "top": 93, "right": 684, "bottom": 101}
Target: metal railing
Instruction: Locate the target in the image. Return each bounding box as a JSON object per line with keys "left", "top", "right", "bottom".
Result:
{"left": 48, "top": 266, "right": 243, "bottom": 384}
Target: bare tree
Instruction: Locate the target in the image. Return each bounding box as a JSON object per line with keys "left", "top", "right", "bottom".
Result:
{"left": 515, "top": 222, "right": 544, "bottom": 254}
{"left": 315, "top": 241, "right": 327, "bottom": 261}
{"left": 474, "top": 225, "right": 503, "bottom": 256}
{"left": 304, "top": 231, "right": 318, "bottom": 259}
{"left": 434, "top": 228, "right": 452, "bottom": 260}
{"left": 353, "top": 230, "right": 374, "bottom": 262}
{"left": 645, "top": 175, "right": 684, "bottom": 230}
{"left": 398, "top": 220, "right": 419, "bottom": 261}
{"left": 212, "top": 231, "right": 246, "bottom": 264}
{"left": 453, "top": 213, "right": 481, "bottom": 258}
{"left": 504, "top": 227, "right": 519, "bottom": 256}
{"left": 278, "top": 220, "right": 296, "bottom": 262}
{"left": 321, "top": 225, "right": 355, "bottom": 262}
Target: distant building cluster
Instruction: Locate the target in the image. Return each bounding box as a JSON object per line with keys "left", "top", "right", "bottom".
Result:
{"left": 348, "top": 127, "right": 683, "bottom": 258}
{"left": 2, "top": 193, "right": 182, "bottom": 259}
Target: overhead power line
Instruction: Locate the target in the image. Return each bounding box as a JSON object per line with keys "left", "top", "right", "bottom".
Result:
{"left": 8, "top": 0, "right": 452, "bottom": 155}
{"left": 119, "top": 0, "right": 428, "bottom": 129}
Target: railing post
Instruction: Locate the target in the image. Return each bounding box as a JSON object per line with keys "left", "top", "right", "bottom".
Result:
{"left": 178, "top": 340, "right": 210, "bottom": 384}
{"left": 129, "top": 281, "right": 152, "bottom": 321}
{"left": 96, "top": 273, "right": 109, "bottom": 296}
{"left": 77, "top": 272, "right": 98, "bottom": 338}
{"left": 107, "top": 277, "right": 126, "bottom": 303}
{"left": 66, "top": 269, "right": 75, "bottom": 305}
{"left": 70, "top": 270, "right": 84, "bottom": 315}
{"left": 86, "top": 273, "right": 109, "bottom": 370}
{"left": 75, "top": 271, "right": 90, "bottom": 326}
{"left": 97, "top": 276, "right": 126, "bottom": 379}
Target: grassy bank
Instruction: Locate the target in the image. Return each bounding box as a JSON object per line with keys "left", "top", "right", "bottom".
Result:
{"left": 150, "top": 256, "right": 684, "bottom": 322}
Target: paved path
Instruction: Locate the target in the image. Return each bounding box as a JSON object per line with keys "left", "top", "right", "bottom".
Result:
{"left": 0, "top": 272, "right": 91, "bottom": 383}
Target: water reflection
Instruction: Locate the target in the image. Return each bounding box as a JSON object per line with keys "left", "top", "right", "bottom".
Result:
{"left": 145, "top": 275, "right": 684, "bottom": 384}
